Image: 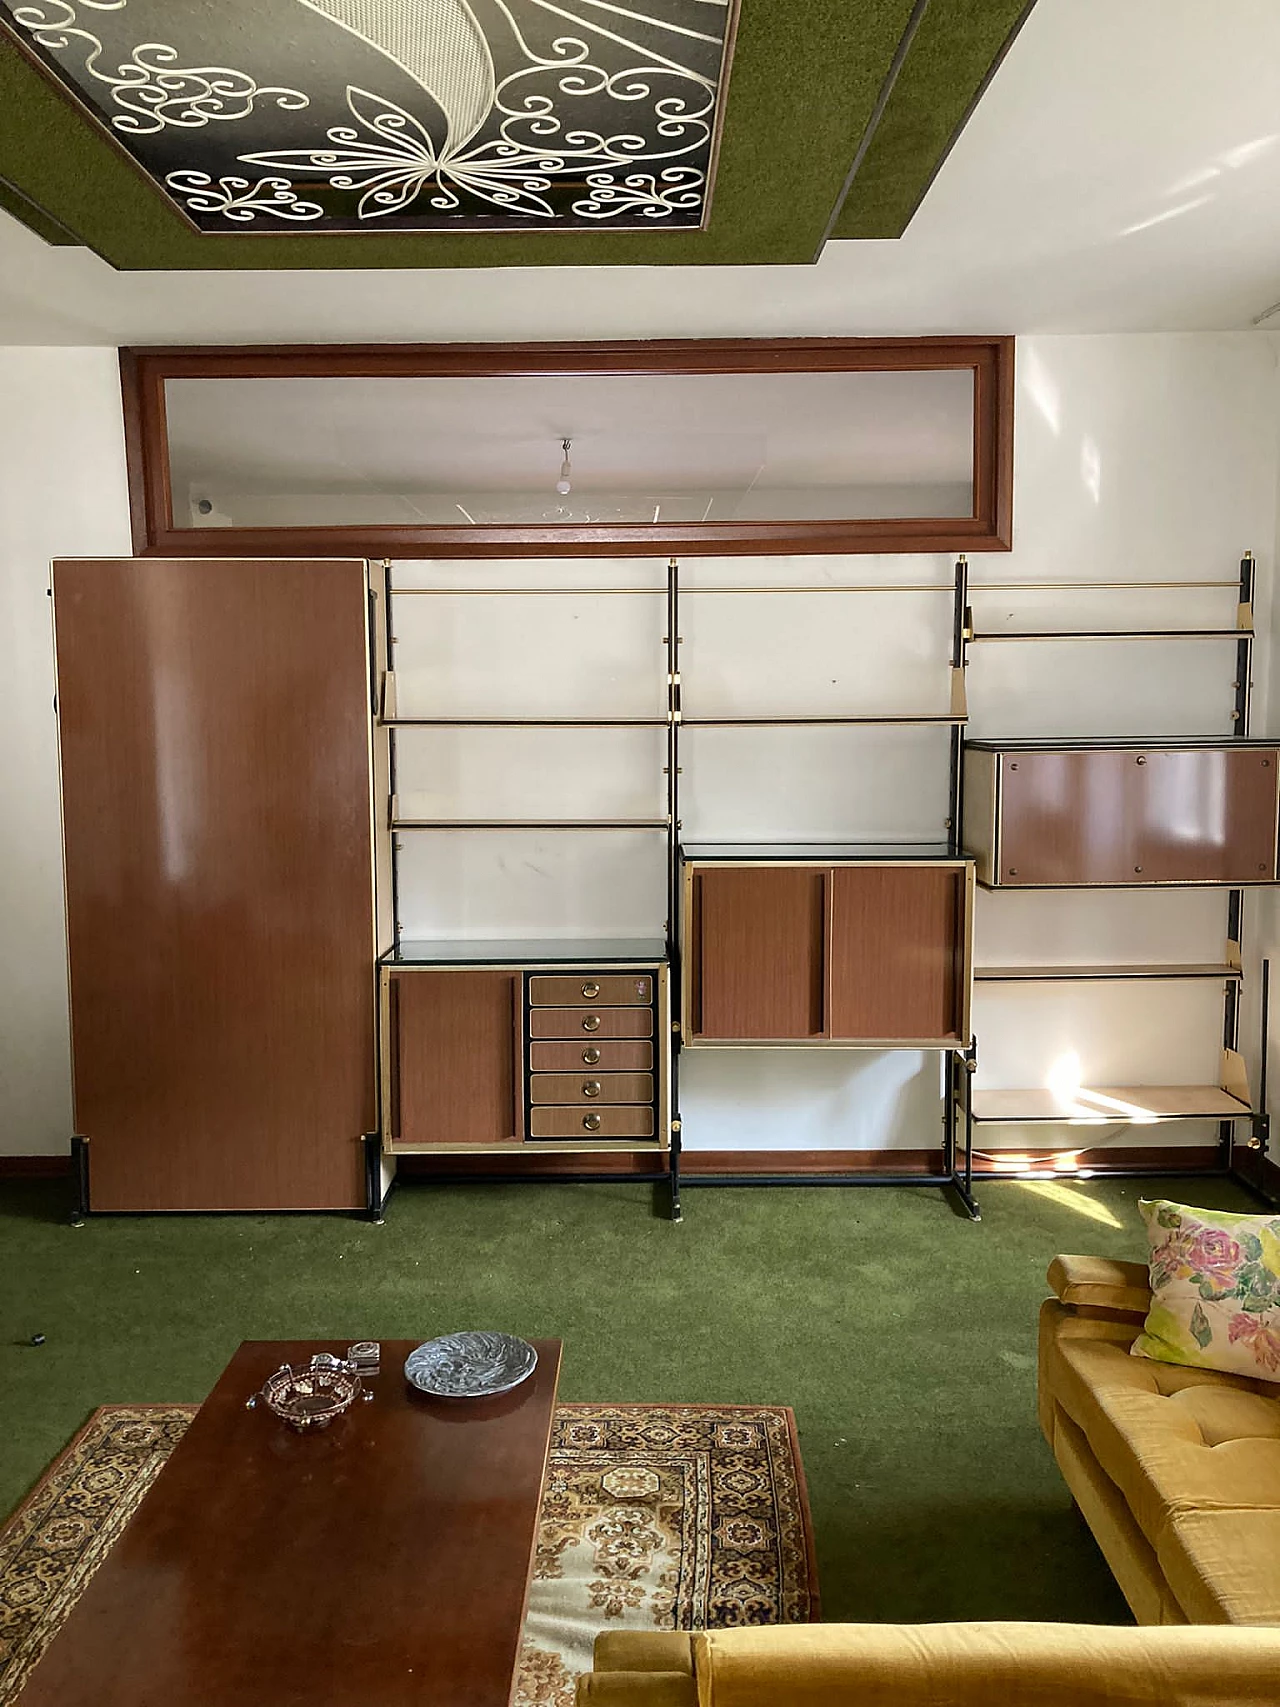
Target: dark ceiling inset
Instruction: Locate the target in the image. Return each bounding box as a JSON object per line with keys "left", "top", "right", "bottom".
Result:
{"left": 1, "top": 0, "right": 737, "bottom": 232}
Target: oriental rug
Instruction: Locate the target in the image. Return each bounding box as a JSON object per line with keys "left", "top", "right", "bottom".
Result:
{"left": 0, "top": 1402, "right": 817, "bottom": 1707}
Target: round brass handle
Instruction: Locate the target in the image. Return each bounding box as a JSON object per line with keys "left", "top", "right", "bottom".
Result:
{"left": 582, "top": 1014, "right": 601, "bottom": 1032}
{"left": 582, "top": 1047, "right": 601, "bottom": 1065}
{"left": 581, "top": 980, "right": 601, "bottom": 999}
{"left": 583, "top": 1113, "right": 602, "bottom": 1132}
{"left": 582, "top": 1080, "right": 602, "bottom": 1098}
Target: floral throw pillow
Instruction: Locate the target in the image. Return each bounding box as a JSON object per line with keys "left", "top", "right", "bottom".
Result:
{"left": 1131, "top": 1198, "right": 1280, "bottom": 1383}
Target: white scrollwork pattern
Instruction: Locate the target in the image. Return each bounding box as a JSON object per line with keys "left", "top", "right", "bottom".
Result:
{"left": 164, "top": 170, "right": 324, "bottom": 223}
{"left": 13, "top": 3, "right": 310, "bottom": 133}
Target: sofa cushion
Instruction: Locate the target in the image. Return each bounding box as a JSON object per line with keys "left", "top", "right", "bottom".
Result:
{"left": 1133, "top": 1199, "right": 1280, "bottom": 1383}
{"left": 1045, "top": 1314, "right": 1280, "bottom": 1623}
{"left": 1160, "top": 1508, "right": 1280, "bottom": 1626}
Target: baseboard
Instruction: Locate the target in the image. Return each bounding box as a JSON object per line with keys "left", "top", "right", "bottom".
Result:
{"left": 0, "top": 1155, "right": 71, "bottom": 1178}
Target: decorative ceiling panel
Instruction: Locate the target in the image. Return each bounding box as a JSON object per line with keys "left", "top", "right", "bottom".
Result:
{"left": 1, "top": 0, "right": 738, "bottom": 231}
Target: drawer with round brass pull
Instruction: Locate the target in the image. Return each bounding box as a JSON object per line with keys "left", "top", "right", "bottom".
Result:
{"left": 529, "top": 1072, "right": 653, "bottom": 1106}
{"left": 528, "top": 1007, "right": 653, "bottom": 1040}
{"left": 529, "top": 1106, "right": 656, "bottom": 1139}
{"left": 528, "top": 1040, "right": 652, "bottom": 1073}
{"left": 528, "top": 974, "right": 653, "bottom": 1007}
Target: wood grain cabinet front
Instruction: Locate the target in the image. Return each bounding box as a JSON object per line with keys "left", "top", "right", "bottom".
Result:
{"left": 529, "top": 1072, "right": 654, "bottom": 1105}
{"left": 964, "top": 744, "right": 1280, "bottom": 887}
{"left": 387, "top": 970, "right": 521, "bottom": 1146}
{"left": 528, "top": 974, "right": 653, "bottom": 1006}
{"left": 529, "top": 1107, "right": 656, "bottom": 1139}
{"left": 684, "top": 861, "right": 971, "bottom": 1046}
{"left": 528, "top": 1007, "right": 654, "bottom": 1039}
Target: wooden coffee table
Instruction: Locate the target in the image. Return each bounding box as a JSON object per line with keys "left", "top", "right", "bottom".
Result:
{"left": 19, "top": 1338, "right": 562, "bottom": 1707}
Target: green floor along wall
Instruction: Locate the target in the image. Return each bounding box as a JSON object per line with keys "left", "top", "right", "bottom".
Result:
{"left": 0, "top": 1173, "right": 1258, "bottom": 1624}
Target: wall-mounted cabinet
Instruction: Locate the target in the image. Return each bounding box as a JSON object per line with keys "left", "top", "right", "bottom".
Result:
{"left": 681, "top": 855, "right": 973, "bottom": 1047}
{"left": 964, "top": 741, "right": 1280, "bottom": 889}
{"left": 381, "top": 948, "right": 669, "bottom": 1155}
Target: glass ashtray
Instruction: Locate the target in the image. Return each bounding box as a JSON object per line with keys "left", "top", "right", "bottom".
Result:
{"left": 246, "top": 1359, "right": 372, "bottom": 1432}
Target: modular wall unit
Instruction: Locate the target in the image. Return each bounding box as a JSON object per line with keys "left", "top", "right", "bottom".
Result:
{"left": 53, "top": 557, "right": 389, "bottom": 1213}
{"left": 957, "top": 553, "right": 1274, "bottom": 1202}
{"left": 377, "top": 553, "right": 980, "bottom": 1219}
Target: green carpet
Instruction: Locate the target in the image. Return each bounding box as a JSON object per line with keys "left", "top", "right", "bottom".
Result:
{"left": 0, "top": 1173, "right": 1259, "bottom": 1625}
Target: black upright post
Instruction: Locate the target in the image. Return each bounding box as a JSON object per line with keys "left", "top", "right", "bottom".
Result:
{"left": 666, "top": 556, "right": 683, "bottom": 1222}
{"left": 69, "top": 1134, "right": 89, "bottom": 1226}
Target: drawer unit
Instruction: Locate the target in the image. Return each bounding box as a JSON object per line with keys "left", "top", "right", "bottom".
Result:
{"left": 528, "top": 1039, "right": 653, "bottom": 1073}
{"left": 524, "top": 964, "right": 663, "bottom": 1144}
{"left": 530, "top": 1106, "right": 656, "bottom": 1139}
{"left": 529, "top": 1072, "right": 654, "bottom": 1105}
{"left": 528, "top": 1007, "right": 654, "bottom": 1040}
{"left": 529, "top": 973, "right": 653, "bottom": 1007}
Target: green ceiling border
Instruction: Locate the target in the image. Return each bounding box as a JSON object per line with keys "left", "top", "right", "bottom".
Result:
{"left": 831, "top": 0, "right": 1037, "bottom": 240}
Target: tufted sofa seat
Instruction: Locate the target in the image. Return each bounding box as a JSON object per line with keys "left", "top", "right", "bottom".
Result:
{"left": 1039, "top": 1253, "right": 1280, "bottom": 1624}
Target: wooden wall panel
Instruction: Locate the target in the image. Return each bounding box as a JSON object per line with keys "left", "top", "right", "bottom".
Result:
{"left": 827, "top": 867, "right": 962, "bottom": 1040}
{"left": 692, "top": 867, "right": 825, "bottom": 1039}
{"left": 54, "top": 558, "right": 374, "bottom": 1211}
{"left": 390, "top": 971, "right": 520, "bottom": 1146}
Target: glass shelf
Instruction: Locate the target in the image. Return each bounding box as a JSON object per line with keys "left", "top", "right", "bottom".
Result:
{"left": 385, "top": 938, "right": 667, "bottom": 966}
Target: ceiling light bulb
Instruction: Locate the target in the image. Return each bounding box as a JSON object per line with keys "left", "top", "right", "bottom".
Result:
{"left": 556, "top": 438, "right": 572, "bottom": 496}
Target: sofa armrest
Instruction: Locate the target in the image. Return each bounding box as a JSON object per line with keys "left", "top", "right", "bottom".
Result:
{"left": 576, "top": 1633, "right": 696, "bottom": 1706}
{"left": 1047, "top": 1254, "right": 1151, "bottom": 1318}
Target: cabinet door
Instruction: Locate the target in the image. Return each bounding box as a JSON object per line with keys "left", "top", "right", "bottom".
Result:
{"left": 389, "top": 971, "right": 520, "bottom": 1145}
{"left": 690, "top": 867, "right": 825, "bottom": 1039}
{"left": 998, "top": 749, "right": 1280, "bottom": 885}
{"left": 827, "top": 867, "right": 964, "bottom": 1041}
{"left": 54, "top": 557, "right": 374, "bottom": 1212}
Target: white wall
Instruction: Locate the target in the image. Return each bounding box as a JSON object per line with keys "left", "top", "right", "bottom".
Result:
{"left": 0, "top": 350, "right": 132, "bottom": 1154}
{"left": 2, "top": 334, "right": 1278, "bottom": 1160}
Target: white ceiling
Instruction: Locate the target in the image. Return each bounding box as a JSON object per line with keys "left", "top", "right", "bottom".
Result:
{"left": 4, "top": 0, "right": 1280, "bottom": 343}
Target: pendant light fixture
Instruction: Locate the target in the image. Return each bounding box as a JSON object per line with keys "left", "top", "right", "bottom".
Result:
{"left": 555, "top": 438, "right": 573, "bottom": 496}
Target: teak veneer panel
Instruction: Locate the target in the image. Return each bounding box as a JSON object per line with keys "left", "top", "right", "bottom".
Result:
{"left": 54, "top": 557, "right": 374, "bottom": 1211}
{"left": 827, "top": 865, "right": 963, "bottom": 1040}
{"left": 692, "top": 867, "right": 825, "bottom": 1039}
{"left": 996, "top": 748, "right": 1280, "bottom": 886}
{"left": 16, "top": 1339, "right": 561, "bottom": 1707}
{"left": 528, "top": 1007, "right": 653, "bottom": 1039}
{"left": 390, "top": 970, "right": 520, "bottom": 1145}
{"left": 528, "top": 1040, "right": 653, "bottom": 1072}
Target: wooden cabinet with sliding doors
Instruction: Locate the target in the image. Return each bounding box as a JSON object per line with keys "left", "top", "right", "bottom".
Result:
{"left": 682, "top": 854, "right": 973, "bottom": 1047}
{"left": 53, "top": 557, "right": 390, "bottom": 1212}
{"left": 381, "top": 950, "right": 670, "bottom": 1155}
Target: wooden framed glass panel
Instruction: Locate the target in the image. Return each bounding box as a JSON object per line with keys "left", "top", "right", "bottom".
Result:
{"left": 121, "top": 338, "right": 1014, "bottom": 559}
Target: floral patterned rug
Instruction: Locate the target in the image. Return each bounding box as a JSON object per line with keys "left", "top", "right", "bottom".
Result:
{"left": 0, "top": 1401, "right": 817, "bottom": 1707}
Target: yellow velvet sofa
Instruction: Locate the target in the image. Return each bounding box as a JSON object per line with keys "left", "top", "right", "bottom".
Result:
{"left": 576, "top": 1624, "right": 1280, "bottom": 1704}
{"left": 577, "top": 1253, "right": 1280, "bottom": 1704}
{"left": 1040, "top": 1252, "right": 1280, "bottom": 1626}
